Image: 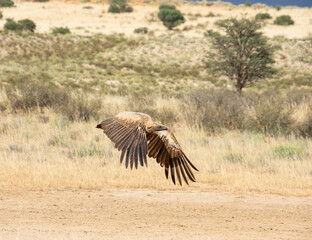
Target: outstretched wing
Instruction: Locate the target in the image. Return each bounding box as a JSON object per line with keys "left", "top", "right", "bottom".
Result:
{"left": 147, "top": 130, "right": 198, "bottom": 185}
{"left": 97, "top": 112, "right": 148, "bottom": 169}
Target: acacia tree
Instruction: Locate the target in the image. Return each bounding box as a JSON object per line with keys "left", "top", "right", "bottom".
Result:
{"left": 157, "top": 5, "right": 185, "bottom": 30}
{"left": 206, "top": 17, "right": 275, "bottom": 92}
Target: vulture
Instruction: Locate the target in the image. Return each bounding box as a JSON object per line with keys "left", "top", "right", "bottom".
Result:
{"left": 96, "top": 111, "right": 198, "bottom": 185}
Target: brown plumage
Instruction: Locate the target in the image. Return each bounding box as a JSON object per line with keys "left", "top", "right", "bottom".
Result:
{"left": 96, "top": 111, "right": 198, "bottom": 185}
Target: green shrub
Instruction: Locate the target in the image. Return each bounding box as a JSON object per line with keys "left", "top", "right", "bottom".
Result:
{"left": 159, "top": 4, "right": 176, "bottom": 10}
{"left": 275, "top": 4, "right": 281, "bottom": 11}
{"left": 34, "top": 0, "right": 49, "bottom": 2}
{"left": 157, "top": 8, "right": 185, "bottom": 30}
{"left": 224, "top": 153, "right": 243, "bottom": 163}
{"left": 0, "top": 0, "right": 14, "bottom": 7}
{"left": 4, "top": 18, "right": 36, "bottom": 32}
{"left": 73, "top": 142, "right": 104, "bottom": 157}
{"left": 255, "top": 13, "right": 272, "bottom": 20}
{"left": 0, "top": 11, "right": 3, "bottom": 19}
{"left": 108, "top": 3, "right": 120, "bottom": 13}
{"left": 52, "top": 27, "right": 71, "bottom": 35}
{"left": 134, "top": 27, "right": 148, "bottom": 34}
{"left": 108, "top": 0, "right": 133, "bottom": 13}
{"left": 272, "top": 145, "right": 304, "bottom": 160}
{"left": 245, "top": 0, "right": 251, "bottom": 7}
{"left": 18, "top": 19, "right": 36, "bottom": 32}
{"left": 122, "top": 4, "right": 133, "bottom": 12}
{"left": 274, "top": 15, "right": 294, "bottom": 25}
{"left": 4, "top": 19, "right": 21, "bottom": 31}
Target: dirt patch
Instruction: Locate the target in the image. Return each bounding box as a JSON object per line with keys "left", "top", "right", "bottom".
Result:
{"left": 0, "top": 189, "right": 311, "bottom": 240}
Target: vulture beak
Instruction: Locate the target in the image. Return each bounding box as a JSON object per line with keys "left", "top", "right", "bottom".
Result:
{"left": 160, "top": 126, "right": 168, "bottom": 131}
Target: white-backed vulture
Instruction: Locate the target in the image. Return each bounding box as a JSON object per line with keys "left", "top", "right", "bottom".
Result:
{"left": 96, "top": 111, "right": 198, "bottom": 185}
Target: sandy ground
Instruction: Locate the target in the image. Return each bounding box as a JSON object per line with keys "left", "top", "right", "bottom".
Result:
{"left": 0, "top": 188, "right": 311, "bottom": 240}
{"left": 0, "top": 1, "right": 311, "bottom": 38}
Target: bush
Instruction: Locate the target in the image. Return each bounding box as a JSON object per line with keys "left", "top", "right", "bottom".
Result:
{"left": 255, "top": 13, "right": 272, "bottom": 20}
{"left": 134, "top": 27, "right": 148, "bottom": 34}
{"left": 5, "top": 81, "right": 69, "bottom": 112}
{"left": 181, "top": 89, "right": 251, "bottom": 133}
{"left": 34, "top": 0, "right": 49, "bottom": 2}
{"left": 60, "top": 93, "right": 101, "bottom": 122}
{"left": 4, "top": 18, "right": 36, "bottom": 32}
{"left": 108, "top": 0, "right": 133, "bottom": 13}
{"left": 274, "top": 15, "right": 294, "bottom": 25}
{"left": 122, "top": 4, "right": 133, "bottom": 12}
{"left": 108, "top": 3, "right": 120, "bottom": 13}
{"left": 5, "top": 81, "right": 101, "bottom": 121}
{"left": 52, "top": 27, "right": 71, "bottom": 35}
{"left": 297, "top": 112, "right": 312, "bottom": 138}
{"left": 245, "top": 0, "right": 251, "bottom": 7}
{"left": 205, "top": 17, "right": 275, "bottom": 92}
{"left": 0, "top": 0, "right": 14, "bottom": 7}
{"left": 180, "top": 89, "right": 309, "bottom": 137}
{"left": 249, "top": 94, "right": 294, "bottom": 136}
{"left": 0, "top": 11, "right": 3, "bottom": 19}
{"left": 157, "top": 8, "right": 185, "bottom": 30}
{"left": 18, "top": 19, "right": 36, "bottom": 32}
{"left": 159, "top": 4, "right": 176, "bottom": 10}
{"left": 275, "top": 5, "right": 281, "bottom": 11}
{"left": 4, "top": 19, "right": 22, "bottom": 31}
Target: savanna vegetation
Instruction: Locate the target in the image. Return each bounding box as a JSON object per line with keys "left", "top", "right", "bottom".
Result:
{"left": 0, "top": 1, "right": 311, "bottom": 196}
{"left": 157, "top": 4, "right": 185, "bottom": 30}
{"left": 108, "top": 0, "right": 133, "bottom": 13}
{"left": 0, "top": 0, "right": 14, "bottom": 7}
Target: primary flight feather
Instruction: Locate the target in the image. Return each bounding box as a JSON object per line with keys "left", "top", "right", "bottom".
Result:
{"left": 96, "top": 111, "right": 198, "bottom": 185}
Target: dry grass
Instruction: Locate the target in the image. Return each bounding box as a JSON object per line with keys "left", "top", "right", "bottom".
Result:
{"left": 0, "top": 95, "right": 311, "bottom": 196}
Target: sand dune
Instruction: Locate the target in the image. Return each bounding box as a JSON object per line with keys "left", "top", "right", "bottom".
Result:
{"left": 0, "top": 1, "right": 311, "bottom": 38}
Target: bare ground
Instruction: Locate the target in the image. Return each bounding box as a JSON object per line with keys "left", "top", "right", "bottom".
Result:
{"left": 0, "top": 188, "right": 311, "bottom": 240}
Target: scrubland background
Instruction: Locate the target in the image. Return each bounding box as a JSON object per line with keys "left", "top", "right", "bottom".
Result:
{"left": 0, "top": 0, "right": 312, "bottom": 196}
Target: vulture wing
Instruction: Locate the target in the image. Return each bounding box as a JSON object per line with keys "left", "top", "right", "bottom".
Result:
{"left": 147, "top": 130, "right": 198, "bottom": 185}
{"left": 97, "top": 112, "right": 148, "bottom": 169}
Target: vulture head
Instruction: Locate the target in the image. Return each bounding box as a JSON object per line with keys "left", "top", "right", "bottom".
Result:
{"left": 146, "top": 125, "right": 168, "bottom": 133}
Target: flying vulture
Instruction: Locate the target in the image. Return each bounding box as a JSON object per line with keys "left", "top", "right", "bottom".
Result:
{"left": 96, "top": 111, "right": 198, "bottom": 185}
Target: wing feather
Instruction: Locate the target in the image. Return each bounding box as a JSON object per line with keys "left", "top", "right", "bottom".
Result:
{"left": 177, "top": 157, "right": 188, "bottom": 185}
{"left": 149, "top": 138, "right": 163, "bottom": 158}
{"left": 180, "top": 154, "right": 196, "bottom": 182}
{"left": 147, "top": 130, "right": 198, "bottom": 185}
{"left": 173, "top": 158, "right": 182, "bottom": 186}
{"left": 120, "top": 148, "right": 126, "bottom": 164}
{"left": 98, "top": 112, "right": 149, "bottom": 169}
{"left": 142, "top": 133, "right": 148, "bottom": 167}
{"left": 138, "top": 143, "right": 144, "bottom": 167}
{"left": 169, "top": 156, "right": 175, "bottom": 185}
